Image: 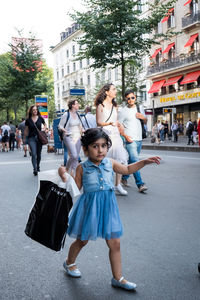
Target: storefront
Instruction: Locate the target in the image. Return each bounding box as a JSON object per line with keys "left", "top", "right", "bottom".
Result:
{"left": 152, "top": 88, "right": 200, "bottom": 131}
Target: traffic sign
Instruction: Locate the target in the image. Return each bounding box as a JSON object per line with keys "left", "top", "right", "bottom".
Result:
{"left": 70, "top": 88, "right": 85, "bottom": 96}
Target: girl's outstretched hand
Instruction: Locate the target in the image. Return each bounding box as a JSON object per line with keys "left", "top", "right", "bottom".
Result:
{"left": 145, "top": 156, "right": 161, "bottom": 165}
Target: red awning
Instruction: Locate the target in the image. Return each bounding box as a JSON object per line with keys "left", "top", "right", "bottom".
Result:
{"left": 148, "top": 80, "right": 166, "bottom": 93}
{"left": 184, "top": 0, "right": 192, "bottom": 6}
{"left": 180, "top": 71, "right": 200, "bottom": 85}
{"left": 184, "top": 33, "right": 199, "bottom": 47}
{"left": 161, "top": 8, "right": 174, "bottom": 23}
{"left": 163, "top": 75, "right": 182, "bottom": 86}
{"left": 162, "top": 42, "right": 175, "bottom": 54}
{"left": 151, "top": 48, "right": 162, "bottom": 58}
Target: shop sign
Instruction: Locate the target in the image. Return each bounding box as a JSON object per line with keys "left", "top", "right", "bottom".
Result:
{"left": 160, "top": 90, "right": 200, "bottom": 103}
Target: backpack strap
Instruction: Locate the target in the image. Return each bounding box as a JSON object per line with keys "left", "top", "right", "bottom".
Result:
{"left": 84, "top": 115, "right": 90, "bottom": 129}
{"left": 76, "top": 112, "right": 86, "bottom": 130}
{"left": 63, "top": 110, "right": 70, "bottom": 129}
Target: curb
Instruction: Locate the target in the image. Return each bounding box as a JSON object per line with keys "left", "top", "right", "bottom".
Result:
{"left": 142, "top": 144, "right": 200, "bottom": 152}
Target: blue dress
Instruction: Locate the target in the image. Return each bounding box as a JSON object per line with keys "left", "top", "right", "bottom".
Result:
{"left": 67, "top": 157, "right": 123, "bottom": 241}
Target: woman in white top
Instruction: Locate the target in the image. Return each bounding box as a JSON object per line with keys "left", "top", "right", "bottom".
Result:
{"left": 95, "top": 84, "right": 128, "bottom": 195}
{"left": 59, "top": 99, "right": 83, "bottom": 177}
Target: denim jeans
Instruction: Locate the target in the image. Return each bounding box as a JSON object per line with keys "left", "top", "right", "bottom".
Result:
{"left": 122, "top": 140, "right": 144, "bottom": 187}
{"left": 28, "top": 136, "right": 42, "bottom": 171}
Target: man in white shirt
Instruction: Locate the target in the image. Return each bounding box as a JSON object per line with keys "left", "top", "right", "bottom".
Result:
{"left": 81, "top": 106, "right": 97, "bottom": 130}
{"left": 118, "top": 89, "right": 148, "bottom": 193}
{"left": 1, "top": 121, "right": 11, "bottom": 152}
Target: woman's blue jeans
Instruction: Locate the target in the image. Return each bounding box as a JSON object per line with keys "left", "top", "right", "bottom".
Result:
{"left": 122, "top": 140, "right": 144, "bottom": 187}
{"left": 28, "top": 136, "right": 42, "bottom": 171}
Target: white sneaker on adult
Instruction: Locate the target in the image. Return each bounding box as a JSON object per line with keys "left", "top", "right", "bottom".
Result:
{"left": 115, "top": 184, "right": 128, "bottom": 196}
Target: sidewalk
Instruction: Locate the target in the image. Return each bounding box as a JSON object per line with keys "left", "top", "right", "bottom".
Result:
{"left": 142, "top": 135, "right": 200, "bottom": 152}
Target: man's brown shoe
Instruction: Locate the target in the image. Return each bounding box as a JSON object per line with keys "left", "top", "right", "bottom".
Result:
{"left": 138, "top": 185, "right": 148, "bottom": 193}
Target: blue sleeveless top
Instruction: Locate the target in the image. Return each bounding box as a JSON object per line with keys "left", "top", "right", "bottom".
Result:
{"left": 81, "top": 157, "right": 114, "bottom": 193}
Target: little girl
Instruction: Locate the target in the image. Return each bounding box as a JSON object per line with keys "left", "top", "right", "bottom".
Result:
{"left": 61, "top": 128, "right": 160, "bottom": 291}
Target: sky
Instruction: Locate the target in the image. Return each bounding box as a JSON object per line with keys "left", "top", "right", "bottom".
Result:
{"left": 0, "top": 0, "right": 84, "bottom": 67}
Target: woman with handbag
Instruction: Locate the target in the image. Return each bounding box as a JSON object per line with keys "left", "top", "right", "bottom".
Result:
{"left": 95, "top": 84, "right": 128, "bottom": 195}
{"left": 24, "top": 105, "right": 47, "bottom": 176}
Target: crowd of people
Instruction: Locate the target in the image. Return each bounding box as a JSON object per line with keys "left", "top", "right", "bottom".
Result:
{"left": 151, "top": 119, "right": 200, "bottom": 146}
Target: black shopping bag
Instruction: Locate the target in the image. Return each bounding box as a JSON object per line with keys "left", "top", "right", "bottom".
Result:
{"left": 25, "top": 180, "right": 73, "bottom": 251}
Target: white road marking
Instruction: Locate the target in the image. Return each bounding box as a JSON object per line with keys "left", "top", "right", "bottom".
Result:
{"left": 0, "top": 159, "right": 63, "bottom": 165}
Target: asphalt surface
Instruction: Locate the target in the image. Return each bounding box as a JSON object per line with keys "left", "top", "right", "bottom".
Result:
{"left": 0, "top": 148, "right": 200, "bottom": 300}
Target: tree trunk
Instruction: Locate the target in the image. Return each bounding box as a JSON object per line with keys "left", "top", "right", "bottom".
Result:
{"left": 121, "top": 49, "right": 125, "bottom": 101}
{"left": 6, "top": 107, "right": 9, "bottom": 122}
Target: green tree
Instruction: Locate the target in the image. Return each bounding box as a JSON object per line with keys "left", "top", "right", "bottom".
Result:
{"left": 70, "top": 0, "right": 177, "bottom": 99}
{"left": 9, "top": 31, "right": 47, "bottom": 112}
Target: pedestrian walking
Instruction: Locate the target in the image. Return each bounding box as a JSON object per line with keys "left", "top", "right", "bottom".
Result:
{"left": 24, "top": 105, "right": 47, "bottom": 176}
{"left": 18, "top": 118, "right": 29, "bottom": 157}
{"left": 58, "top": 99, "right": 83, "bottom": 177}
{"left": 152, "top": 122, "right": 160, "bottom": 144}
{"left": 95, "top": 83, "right": 128, "bottom": 196}
{"left": 164, "top": 121, "right": 169, "bottom": 140}
{"left": 62, "top": 128, "right": 161, "bottom": 291}
{"left": 192, "top": 120, "right": 198, "bottom": 144}
{"left": 118, "top": 89, "right": 148, "bottom": 193}
{"left": 9, "top": 121, "right": 16, "bottom": 151}
{"left": 197, "top": 119, "right": 200, "bottom": 147}
{"left": 171, "top": 120, "right": 179, "bottom": 142}
{"left": 186, "top": 119, "right": 194, "bottom": 145}
{"left": 81, "top": 106, "right": 97, "bottom": 129}
{"left": 1, "top": 122, "right": 11, "bottom": 152}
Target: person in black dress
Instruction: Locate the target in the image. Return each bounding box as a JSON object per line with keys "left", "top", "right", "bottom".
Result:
{"left": 24, "top": 105, "right": 47, "bottom": 176}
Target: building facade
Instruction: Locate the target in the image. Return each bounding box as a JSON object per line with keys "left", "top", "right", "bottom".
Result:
{"left": 147, "top": 0, "right": 200, "bottom": 130}
{"left": 50, "top": 23, "right": 122, "bottom": 111}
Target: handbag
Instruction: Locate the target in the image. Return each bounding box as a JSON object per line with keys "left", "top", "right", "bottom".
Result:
{"left": 33, "top": 122, "right": 48, "bottom": 145}
{"left": 25, "top": 178, "right": 73, "bottom": 251}
{"left": 136, "top": 104, "right": 147, "bottom": 139}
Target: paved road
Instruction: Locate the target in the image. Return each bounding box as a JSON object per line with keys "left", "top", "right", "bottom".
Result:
{"left": 0, "top": 148, "right": 200, "bottom": 300}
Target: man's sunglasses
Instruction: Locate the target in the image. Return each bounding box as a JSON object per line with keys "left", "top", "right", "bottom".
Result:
{"left": 126, "top": 96, "right": 135, "bottom": 100}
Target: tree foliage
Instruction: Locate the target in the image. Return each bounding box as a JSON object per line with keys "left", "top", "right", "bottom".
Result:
{"left": 0, "top": 31, "right": 55, "bottom": 125}
{"left": 70, "top": 0, "right": 178, "bottom": 99}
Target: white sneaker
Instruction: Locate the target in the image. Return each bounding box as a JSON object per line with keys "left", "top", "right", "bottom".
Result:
{"left": 115, "top": 184, "right": 128, "bottom": 196}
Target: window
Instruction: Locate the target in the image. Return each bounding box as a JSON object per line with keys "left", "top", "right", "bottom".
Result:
{"left": 87, "top": 58, "right": 90, "bottom": 65}
{"left": 66, "top": 49, "right": 69, "bottom": 58}
{"left": 67, "top": 65, "right": 70, "bottom": 74}
{"left": 73, "top": 62, "right": 76, "bottom": 72}
{"left": 108, "top": 68, "right": 112, "bottom": 81}
{"left": 161, "top": 86, "right": 167, "bottom": 95}
{"left": 115, "top": 67, "right": 119, "bottom": 81}
{"left": 80, "top": 78, "right": 83, "bottom": 85}
{"left": 80, "top": 60, "right": 83, "bottom": 69}
{"left": 57, "top": 71, "right": 59, "bottom": 80}
{"left": 62, "top": 68, "right": 64, "bottom": 77}
{"left": 62, "top": 85, "right": 65, "bottom": 91}
{"left": 157, "top": 21, "right": 162, "bottom": 34}
{"left": 168, "top": 45, "right": 176, "bottom": 60}
{"left": 87, "top": 74, "right": 90, "bottom": 85}
{"left": 190, "top": 0, "right": 198, "bottom": 15}
{"left": 191, "top": 36, "right": 200, "bottom": 54}
{"left": 72, "top": 45, "right": 75, "bottom": 55}
{"left": 169, "top": 85, "right": 176, "bottom": 93}
{"left": 156, "top": 51, "right": 162, "bottom": 65}
{"left": 68, "top": 83, "right": 70, "bottom": 89}
{"left": 168, "top": 10, "right": 175, "bottom": 28}
{"left": 57, "top": 85, "right": 60, "bottom": 97}
{"left": 101, "top": 71, "right": 105, "bottom": 82}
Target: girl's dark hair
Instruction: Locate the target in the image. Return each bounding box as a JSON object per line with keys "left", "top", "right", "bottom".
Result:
{"left": 81, "top": 128, "right": 112, "bottom": 150}
{"left": 68, "top": 99, "right": 77, "bottom": 110}
{"left": 94, "top": 83, "right": 117, "bottom": 107}
{"left": 28, "top": 105, "right": 41, "bottom": 119}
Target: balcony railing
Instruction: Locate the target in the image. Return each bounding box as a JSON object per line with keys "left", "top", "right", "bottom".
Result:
{"left": 147, "top": 51, "right": 200, "bottom": 76}
{"left": 182, "top": 11, "right": 200, "bottom": 29}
